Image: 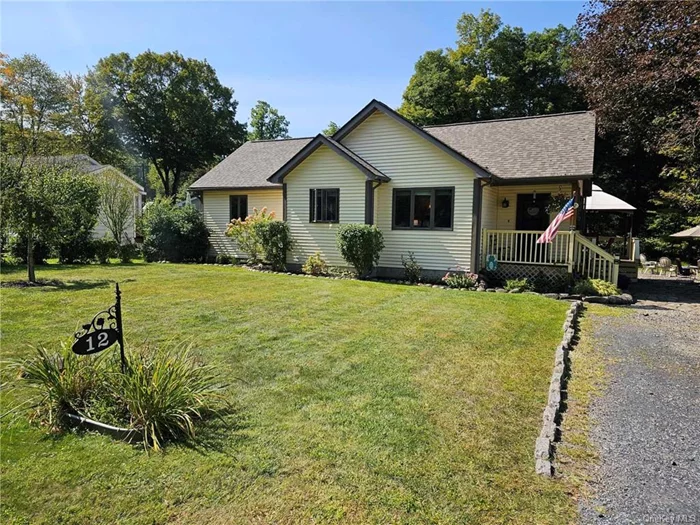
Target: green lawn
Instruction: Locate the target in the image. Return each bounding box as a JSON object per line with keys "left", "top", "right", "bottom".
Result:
{"left": 1, "top": 262, "right": 576, "bottom": 524}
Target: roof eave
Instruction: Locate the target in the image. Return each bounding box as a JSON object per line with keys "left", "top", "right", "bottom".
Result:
{"left": 489, "top": 173, "right": 594, "bottom": 186}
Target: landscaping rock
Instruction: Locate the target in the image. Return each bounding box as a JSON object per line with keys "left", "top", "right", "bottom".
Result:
{"left": 495, "top": 288, "right": 506, "bottom": 293}
{"left": 543, "top": 293, "right": 559, "bottom": 299}
{"left": 509, "top": 288, "right": 522, "bottom": 294}
{"left": 486, "top": 288, "right": 496, "bottom": 292}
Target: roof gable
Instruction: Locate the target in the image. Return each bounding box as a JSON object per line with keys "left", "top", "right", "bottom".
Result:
{"left": 424, "top": 112, "right": 596, "bottom": 181}
{"left": 268, "top": 134, "right": 390, "bottom": 183}
{"left": 332, "top": 99, "right": 491, "bottom": 178}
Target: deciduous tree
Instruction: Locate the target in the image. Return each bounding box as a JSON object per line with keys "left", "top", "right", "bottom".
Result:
{"left": 0, "top": 54, "right": 69, "bottom": 159}
{"left": 572, "top": 0, "right": 700, "bottom": 255}
{"left": 322, "top": 121, "right": 338, "bottom": 136}
{"left": 399, "top": 10, "right": 585, "bottom": 125}
{"left": 91, "top": 51, "right": 246, "bottom": 197}
{"left": 0, "top": 156, "right": 99, "bottom": 281}
{"left": 248, "top": 101, "right": 290, "bottom": 140}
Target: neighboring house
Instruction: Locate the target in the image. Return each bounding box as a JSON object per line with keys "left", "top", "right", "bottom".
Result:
{"left": 25, "top": 155, "right": 146, "bottom": 243}
{"left": 191, "top": 100, "right": 631, "bottom": 283}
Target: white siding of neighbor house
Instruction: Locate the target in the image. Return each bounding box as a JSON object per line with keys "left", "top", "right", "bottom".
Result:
{"left": 285, "top": 146, "right": 366, "bottom": 266}
{"left": 202, "top": 189, "right": 283, "bottom": 257}
{"left": 341, "top": 111, "right": 477, "bottom": 271}
{"left": 487, "top": 183, "right": 577, "bottom": 231}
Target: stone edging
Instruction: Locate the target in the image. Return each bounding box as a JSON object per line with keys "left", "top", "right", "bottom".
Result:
{"left": 535, "top": 300, "right": 584, "bottom": 477}
{"left": 232, "top": 264, "right": 635, "bottom": 304}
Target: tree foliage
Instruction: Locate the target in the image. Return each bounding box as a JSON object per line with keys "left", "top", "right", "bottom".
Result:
{"left": 247, "top": 101, "right": 290, "bottom": 140}
{"left": 0, "top": 156, "right": 99, "bottom": 281}
{"left": 97, "top": 169, "right": 137, "bottom": 244}
{"left": 0, "top": 54, "right": 69, "bottom": 158}
{"left": 91, "top": 51, "right": 246, "bottom": 197}
{"left": 399, "top": 10, "right": 585, "bottom": 125}
{"left": 572, "top": 0, "right": 700, "bottom": 257}
{"left": 322, "top": 121, "right": 338, "bottom": 136}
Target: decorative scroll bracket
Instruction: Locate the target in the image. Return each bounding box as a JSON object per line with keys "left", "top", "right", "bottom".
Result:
{"left": 72, "top": 283, "right": 126, "bottom": 372}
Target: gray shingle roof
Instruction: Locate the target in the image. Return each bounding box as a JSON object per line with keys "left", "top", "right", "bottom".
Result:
{"left": 190, "top": 138, "right": 313, "bottom": 190}
{"left": 424, "top": 111, "right": 596, "bottom": 180}
{"left": 21, "top": 154, "right": 105, "bottom": 173}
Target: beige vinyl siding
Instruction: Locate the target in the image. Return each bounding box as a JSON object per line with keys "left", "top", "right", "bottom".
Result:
{"left": 285, "top": 146, "right": 366, "bottom": 266}
{"left": 202, "top": 189, "right": 283, "bottom": 257}
{"left": 491, "top": 183, "right": 576, "bottom": 231}
{"left": 341, "top": 111, "right": 476, "bottom": 271}
{"left": 481, "top": 184, "right": 498, "bottom": 231}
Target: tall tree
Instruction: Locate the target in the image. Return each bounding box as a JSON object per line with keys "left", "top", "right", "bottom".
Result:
{"left": 91, "top": 51, "right": 246, "bottom": 197}
{"left": 59, "top": 74, "right": 127, "bottom": 169}
{"left": 0, "top": 54, "right": 68, "bottom": 159}
{"left": 248, "top": 101, "right": 290, "bottom": 140}
{"left": 399, "top": 10, "right": 585, "bottom": 125}
{"left": 572, "top": 0, "right": 700, "bottom": 255}
{"left": 322, "top": 121, "right": 339, "bottom": 136}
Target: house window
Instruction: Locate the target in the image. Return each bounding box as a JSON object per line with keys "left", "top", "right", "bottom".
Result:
{"left": 230, "top": 195, "right": 248, "bottom": 221}
{"left": 309, "top": 189, "right": 339, "bottom": 223}
{"left": 392, "top": 188, "right": 454, "bottom": 230}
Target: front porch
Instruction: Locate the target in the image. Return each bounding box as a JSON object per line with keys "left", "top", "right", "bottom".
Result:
{"left": 480, "top": 229, "right": 620, "bottom": 284}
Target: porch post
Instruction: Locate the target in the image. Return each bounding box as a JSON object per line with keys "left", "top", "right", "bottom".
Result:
{"left": 567, "top": 231, "right": 576, "bottom": 275}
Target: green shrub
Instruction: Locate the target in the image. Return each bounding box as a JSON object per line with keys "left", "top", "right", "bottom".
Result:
{"left": 256, "top": 220, "right": 292, "bottom": 271}
{"left": 504, "top": 277, "right": 531, "bottom": 292}
{"left": 336, "top": 224, "right": 384, "bottom": 278}
{"left": 113, "top": 344, "right": 225, "bottom": 451}
{"left": 57, "top": 230, "right": 97, "bottom": 264}
{"left": 93, "top": 238, "right": 118, "bottom": 264}
{"left": 9, "top": 233, "right": 52, "bottom": 264}
{"left": 572, "top": 278, "right": 621, "bottom": 296}
{"left": 401, "top": 252, "right": 422, "bottom": 283}
{"left": 442, "top": 270, "right": 479, "bottom": 289}
{"left": 225, "top": 207, "right": 274, "bottom": 264}
{"left": 302, "top": 252, "right": 328, "bottom": 276}
{"left": 118, "top": 243, "right": 139, "bottom": 264}
{"left": 141, "top": 199, "right": 209, "bottom": 262}
{"left": 215, "top": 253, "right": 233, "bottom": 264}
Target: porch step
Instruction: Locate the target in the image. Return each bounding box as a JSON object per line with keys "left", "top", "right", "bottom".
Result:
{"left": 618, "top": 260, "right": 638, "bottom": 283}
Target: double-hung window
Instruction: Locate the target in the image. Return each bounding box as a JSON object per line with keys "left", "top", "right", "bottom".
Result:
{"left": 229, "top": 195, "right": 248, "bottom": 221}
{"left": 393, "top": 188, "right": 454, "bottom": 230}
{"left": 309, "top": 188, "right": 339, "bottom": 223}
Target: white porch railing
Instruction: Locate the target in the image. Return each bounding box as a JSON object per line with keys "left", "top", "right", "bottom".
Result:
{"left": 482, "top": 229, "right": 619, "bottom": 284}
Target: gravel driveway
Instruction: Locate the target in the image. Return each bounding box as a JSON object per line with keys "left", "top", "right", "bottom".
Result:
{"left": 580, "top": 279, "right": 700, "bottom": 524}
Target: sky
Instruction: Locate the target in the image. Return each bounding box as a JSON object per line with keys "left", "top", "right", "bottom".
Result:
{"left": 1, "top": 1, "right": 586, "bottom": 137}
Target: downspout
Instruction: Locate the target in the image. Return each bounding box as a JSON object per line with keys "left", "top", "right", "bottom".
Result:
{"left": 365, "top": 180, "right": 382, "bottom": 225}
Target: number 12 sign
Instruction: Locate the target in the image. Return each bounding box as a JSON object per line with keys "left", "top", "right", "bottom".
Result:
{"left": 72, "top": 283, "right": 126, "bottom": 371}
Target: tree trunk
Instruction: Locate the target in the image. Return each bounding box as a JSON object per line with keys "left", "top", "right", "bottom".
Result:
{"left": 27, "top": 237, "right": 36, "bottom": 283}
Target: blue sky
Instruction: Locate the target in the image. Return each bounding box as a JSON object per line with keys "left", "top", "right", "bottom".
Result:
{"left": 1, "top": 1, "right": 585, "bottom": 137}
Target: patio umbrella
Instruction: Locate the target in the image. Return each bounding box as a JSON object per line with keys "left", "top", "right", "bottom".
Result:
{"left": 670, "top": 225, "right": 700, "bottom": 238}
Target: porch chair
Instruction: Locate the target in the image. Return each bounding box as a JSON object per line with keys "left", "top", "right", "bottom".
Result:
{"left": 639, "top": 254, "right": 658, "bottom": 274}
{"left": 657, "top": 257, "right": 676, "bottom": 277}
{"left": 675, "top": 258, "right": 692, "bottom": 277}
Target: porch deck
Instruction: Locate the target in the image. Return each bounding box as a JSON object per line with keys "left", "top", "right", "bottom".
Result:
{"left": 481, "top": 229, "right": 620, "bottom": 284}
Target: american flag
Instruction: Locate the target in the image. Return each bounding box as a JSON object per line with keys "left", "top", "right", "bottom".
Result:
{"left": 536, "top": 197, "right": 575, "bottom": 244}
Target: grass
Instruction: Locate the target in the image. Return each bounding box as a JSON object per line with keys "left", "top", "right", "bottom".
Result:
{"left": 2, "top": 261, "right": 578, "bottom": 524}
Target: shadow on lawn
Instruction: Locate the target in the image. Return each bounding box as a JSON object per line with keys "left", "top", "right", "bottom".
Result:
{"left": 1, "top": 279, "right": 114, "bottom": 291}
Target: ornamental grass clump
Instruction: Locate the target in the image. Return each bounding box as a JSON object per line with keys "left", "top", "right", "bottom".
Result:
{"left": 11, "top": 341, "right": 226, "bottom": 450}
{"left": 15, "top": 341, "right": 108, "bottom": 430}
{"left": 113, "top": 344, "right": 226, "bottom": 451}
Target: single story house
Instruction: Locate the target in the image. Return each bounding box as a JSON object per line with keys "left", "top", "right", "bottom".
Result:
{"left": 191, "top": 99, "right": 628, "bottom": 283}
